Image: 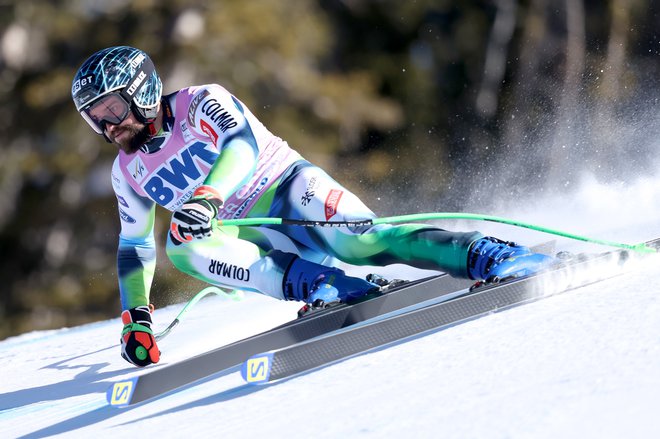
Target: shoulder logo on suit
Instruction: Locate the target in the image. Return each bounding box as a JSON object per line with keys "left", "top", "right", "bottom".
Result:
{"left": 187, "top": 89, "right": 210, "bottom": 128}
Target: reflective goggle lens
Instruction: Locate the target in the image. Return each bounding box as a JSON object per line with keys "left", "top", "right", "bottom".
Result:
{"left": 80, "top": 94, "right": 130, "bottom": 134}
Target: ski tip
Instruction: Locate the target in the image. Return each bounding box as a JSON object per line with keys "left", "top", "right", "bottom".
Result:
{"left": 106, "top": 377, "right": 138, "bottom": 407}
{"left": 241, "top": 352, "right": 274, "bottom": 385}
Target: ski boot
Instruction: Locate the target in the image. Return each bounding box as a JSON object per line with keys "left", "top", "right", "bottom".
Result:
{"left": 283, "top": 257, "right": 380, "bottom": 316}
{"left": 467, "top": 236, "right": 556, "bottom": 283}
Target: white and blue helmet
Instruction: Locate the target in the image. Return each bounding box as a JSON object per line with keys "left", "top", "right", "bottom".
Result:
{"left": 72, "top": 46, "right": 162, "bottom": 132}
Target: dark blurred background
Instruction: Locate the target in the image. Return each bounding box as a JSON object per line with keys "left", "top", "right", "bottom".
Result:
{"left": 1, "top": 0, "right": 659, "bottom": 339}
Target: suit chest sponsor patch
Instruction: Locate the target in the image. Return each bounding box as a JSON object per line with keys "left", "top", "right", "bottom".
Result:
{"left": 127, "top": 141, "right": 219, "bottom": 209}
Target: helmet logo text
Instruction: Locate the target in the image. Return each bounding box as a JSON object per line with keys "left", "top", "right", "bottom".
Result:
{"left": 126, "top": 71, "right": 147, "bottom": 96}
{"left": 72, "top": 75, "right": 94, "bottom": 95}
{"left": 129, "top": 53, "right": 146, "bottom": 69}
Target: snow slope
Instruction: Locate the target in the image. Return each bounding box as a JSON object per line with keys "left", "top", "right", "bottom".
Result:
{"left": 2, "top": 173, "right": 660, "bottom": 439}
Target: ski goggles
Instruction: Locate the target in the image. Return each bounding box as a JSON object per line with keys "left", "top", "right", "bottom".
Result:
{"left": 80, "top": 93, "right": 132, "bottom": 135}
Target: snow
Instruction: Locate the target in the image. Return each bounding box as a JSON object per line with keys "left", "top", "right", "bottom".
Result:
{"left": 3, "top": 172, "right": 660, "bottom": 438}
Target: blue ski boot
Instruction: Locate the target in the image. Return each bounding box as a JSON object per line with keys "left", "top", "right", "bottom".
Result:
{"left": 468, "top": 237, "right": 556, "bottom": 282}
{"left": 283, "top": 257, "right": 380, "bottom": 308}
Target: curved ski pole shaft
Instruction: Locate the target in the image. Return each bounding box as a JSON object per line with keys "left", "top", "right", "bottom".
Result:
{"left": 217, "top": 213, "right": 657, "bottom": 254}
{"left": 155, "top": 286, "right": 230, "bottom": 341}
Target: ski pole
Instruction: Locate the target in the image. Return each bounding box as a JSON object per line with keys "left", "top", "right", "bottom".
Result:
{"left": 215, "top": 212, "right": 657, "bottom": 254}
{"left": 154, "top": 286, "right": 241, "bottom": 341}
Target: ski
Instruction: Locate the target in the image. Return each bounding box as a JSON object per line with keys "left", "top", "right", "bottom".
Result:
{"left": 106, "top": 273, "right": 474, "bottom": 407}
{"left": 241, "top": 240, "right": 659, "bottom": 384}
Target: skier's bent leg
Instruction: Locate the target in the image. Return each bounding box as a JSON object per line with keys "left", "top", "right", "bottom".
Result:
{"left": 166, "top": 225, "right": 296, "bottom": 299}
{"left": 165, "top": 224, "right": 376, "bottom": 303}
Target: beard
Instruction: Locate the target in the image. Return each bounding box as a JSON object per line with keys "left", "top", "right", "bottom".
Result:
{"left": 112, "top": 122, "right": 152, "bottom": 154}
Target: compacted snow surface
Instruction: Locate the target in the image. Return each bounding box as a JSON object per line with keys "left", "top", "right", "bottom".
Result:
{"left": 2, "top": 174, "right": 660, "bottom": 439}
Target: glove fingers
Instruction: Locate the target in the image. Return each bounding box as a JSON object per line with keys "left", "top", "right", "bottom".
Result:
{"left": 172, "top": 224, "right": 213, "bottom": 241}
{"left": 195, "top": 225, "right": 212, "bottom": 239}
{"left": 170, "top": 223, "right": 193, "bottom": 244}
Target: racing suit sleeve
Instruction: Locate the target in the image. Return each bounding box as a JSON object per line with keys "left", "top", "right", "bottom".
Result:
{"left": 188, "top": 84, "right": 259, "bottom": 201}
{"left": 111, "top": 157, "right": 157, "bottom": 310}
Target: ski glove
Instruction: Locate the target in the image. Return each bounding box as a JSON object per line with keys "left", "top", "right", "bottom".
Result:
{"left": 120, "top": 305, "right": 160, "bottom": 367}
{"left": 170, "top": 186, "right": 223, "bottom": 244}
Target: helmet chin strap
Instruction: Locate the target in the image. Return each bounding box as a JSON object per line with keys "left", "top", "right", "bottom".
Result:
{"left": 147, "top": 121, "right": 158, "bottom": 137}
{"left": 131, "top": 102, "right": 160, "bottom": 140}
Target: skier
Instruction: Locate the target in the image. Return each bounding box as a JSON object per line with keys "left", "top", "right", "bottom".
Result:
{"left": 71, "top": 46, "right": 555, "bottom": 367}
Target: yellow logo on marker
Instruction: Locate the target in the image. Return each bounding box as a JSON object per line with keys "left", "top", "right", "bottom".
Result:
{"left": 245, "top": 356, "right": 270, "bottom": 383}
{"left": 109, "top": 380, "right": 134, "bottom": 406}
